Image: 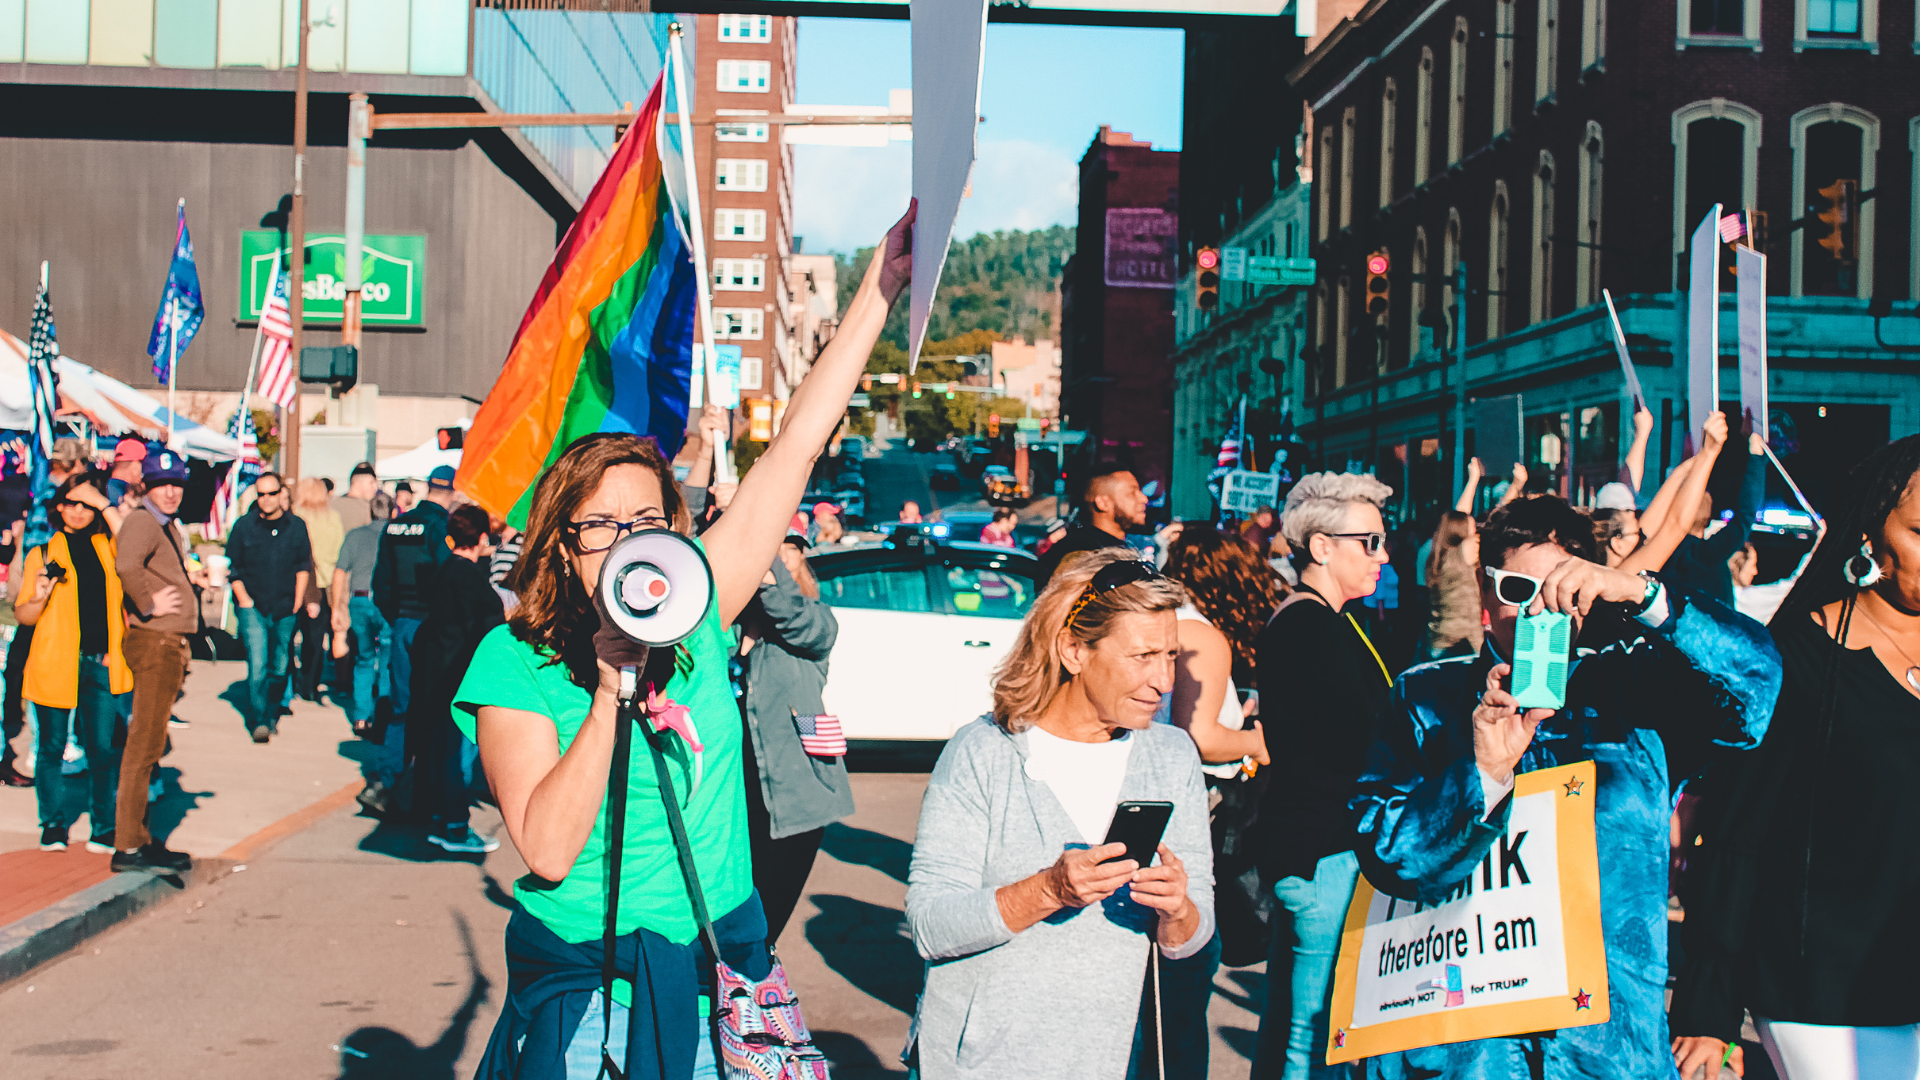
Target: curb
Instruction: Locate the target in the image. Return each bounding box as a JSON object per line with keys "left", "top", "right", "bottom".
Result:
{"left": 0, "top": 781, "right": 361, "bottom": 987}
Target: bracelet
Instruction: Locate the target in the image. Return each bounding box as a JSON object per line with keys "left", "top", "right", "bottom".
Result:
{"left": 1626, "top": 571, "right": 1660, "bottom": 617}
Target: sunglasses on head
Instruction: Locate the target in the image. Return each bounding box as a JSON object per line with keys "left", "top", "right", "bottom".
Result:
{"left": 1483, "top": 566, "right": 1545, "bottom": 608}
{"left": 1066, "top": 558, "right": 1164, "bottom": 629}
{"left": 1324, "top": 531, "right": 1387, "bottom": 556}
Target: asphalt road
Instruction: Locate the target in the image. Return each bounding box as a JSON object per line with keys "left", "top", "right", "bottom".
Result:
{"left": 0, "top": 772, "right": 1266, "bottom": 1079}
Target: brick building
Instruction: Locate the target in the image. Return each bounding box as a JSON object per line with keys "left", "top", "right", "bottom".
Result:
{"left": 693, "top": 11, "right": 799, "bottom": 429}
{"left": 1289, "top": 0, "right": 1920, "bottom": 517}
{"left": 1061, "top": 126, "right": 1181, "bottom": 497}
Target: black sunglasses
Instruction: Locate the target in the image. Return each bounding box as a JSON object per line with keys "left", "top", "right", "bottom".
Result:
{"left": 1067, "top": 558, "right": 1164, "bottom": 629}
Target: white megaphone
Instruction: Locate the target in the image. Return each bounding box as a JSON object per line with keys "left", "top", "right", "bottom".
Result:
{"left": 595, "top": 529, "right": 713, "bottom": 647}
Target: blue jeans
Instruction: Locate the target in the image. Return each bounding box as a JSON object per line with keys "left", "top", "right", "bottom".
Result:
{"left": 1253, "top": 850, "right": 1359, "bottom": 1080}
{"left": 345, "top": 597, "right": 391, "bottom": 723}
{"left": 33, "top": 655, "right": 121, "bottom": 835}
{"left": 236, "top": 607, "right": 298, "bottom": 732}
{"left": 370, "top": 616, "right": 421, "bottom": 785}
{"left": 560, "top": 993, "right": 718, "bottom": 1080}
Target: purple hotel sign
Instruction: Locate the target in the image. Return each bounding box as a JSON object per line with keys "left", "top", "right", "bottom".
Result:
{"left": 1104, "top": 208, "right": 1176, "bottom": 289}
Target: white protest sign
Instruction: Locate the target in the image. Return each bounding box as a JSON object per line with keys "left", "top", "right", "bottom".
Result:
{"left": 1220, "top": 469, "right": 1281, "bottom": 513}
{"left": 907, "top": 0, "right": 989, "bottom": 373}
{"left": 1601, "top": 289, "right": 1644, "bottom": 412}
{"left": 1737, "top": 245, "right": 1766, "bottom": 438}
{"left": 1328, "top": 761, "right": 1608, "bottom": 1063}
{"left": 1687, "top": 206, "right": 1721, "bottom": 454}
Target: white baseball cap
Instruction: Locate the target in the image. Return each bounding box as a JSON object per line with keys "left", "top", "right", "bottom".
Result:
{"left": 1594, "top": 482, "right": 1637, "bottom": 511}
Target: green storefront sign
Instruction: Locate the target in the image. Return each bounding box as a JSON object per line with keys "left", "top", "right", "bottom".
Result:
{"left": 239, "top": 231, "right": 426, "bottom": 326}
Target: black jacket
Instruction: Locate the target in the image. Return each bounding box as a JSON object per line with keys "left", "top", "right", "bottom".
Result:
{"left": 225, "top": 508, "right": 313, "bottom": 618}
{"left": 373, "top": 499, "right": 450, "bottom": 621}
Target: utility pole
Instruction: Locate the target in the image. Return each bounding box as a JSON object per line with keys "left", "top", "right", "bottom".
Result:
{"left": 285, "top": 0, "right": 309, "bottom": 480}
{"left": 339, "top": 91, "right": 368, "bottom": 427}
{"left": 1451, "top": 261, "right": 1468, "bottom": 501}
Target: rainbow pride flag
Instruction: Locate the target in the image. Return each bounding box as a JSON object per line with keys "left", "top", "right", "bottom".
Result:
{"left": 457, "top": 75, "right": 698, "bottom": 525}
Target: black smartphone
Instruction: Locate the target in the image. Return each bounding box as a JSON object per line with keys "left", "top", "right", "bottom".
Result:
{"left": 1101, "top": 801, "right": 1174, "bottom": 868}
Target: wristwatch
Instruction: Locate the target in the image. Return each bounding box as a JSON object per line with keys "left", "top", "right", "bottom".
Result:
{"left": 1626, "top": 570, "right": 1660, "bottom": 617}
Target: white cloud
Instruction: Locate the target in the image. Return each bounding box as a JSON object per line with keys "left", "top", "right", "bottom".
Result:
{"left": 791, "top": 139, "right": 1080, "bottom": 255}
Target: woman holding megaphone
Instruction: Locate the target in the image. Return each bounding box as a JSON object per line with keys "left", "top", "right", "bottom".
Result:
{"left": 456, "top": 203, "right": 915, "bottom": 1080}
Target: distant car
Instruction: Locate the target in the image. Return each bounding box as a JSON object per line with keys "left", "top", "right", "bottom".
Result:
{"left": 835, "top": 488, "right": 866, "bottom": 522}
{"left": 982, "top": 465, "right": 1028, "bottom": 506}
{"left": 810, "top": 536, "right": 1040, "bottom": 742}
{"left": 929, "top": 461, "right": 963, "bottom": 490}
{"left": 936, "top": 510, "right": 993, "bottom": 543}
{"left": 840, "top": 435, "right": 869, "bottom": 459}
{"left": 833, "top": 470, "right": 867, "bottom": 491}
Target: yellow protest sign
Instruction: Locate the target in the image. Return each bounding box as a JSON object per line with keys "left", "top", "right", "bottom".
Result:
{"left": 1326, "top": 760, "right": 1608, "bottom": 1064}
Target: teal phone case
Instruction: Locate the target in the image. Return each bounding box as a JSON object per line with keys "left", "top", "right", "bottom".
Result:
{"left": 1510, "top": 610, "right": 1571, "bottom": 710}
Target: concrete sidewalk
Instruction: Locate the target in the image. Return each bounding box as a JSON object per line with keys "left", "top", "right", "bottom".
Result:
{"left": 0, "top": 659, "right": 368, "bottom": 983}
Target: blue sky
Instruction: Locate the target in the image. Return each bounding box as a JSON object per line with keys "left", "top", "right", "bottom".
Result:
{"left": 792, "top": 18, "right": 1184, "bottom": 254}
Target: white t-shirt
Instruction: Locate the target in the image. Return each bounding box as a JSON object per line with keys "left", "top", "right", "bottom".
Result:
{"left": 1023, "top": 726, "right": 1135, "bottom": 845}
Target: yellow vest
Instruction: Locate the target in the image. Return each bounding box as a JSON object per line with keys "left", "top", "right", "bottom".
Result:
{"left": 23, "top": 532, "right": 135, "bottom": 708}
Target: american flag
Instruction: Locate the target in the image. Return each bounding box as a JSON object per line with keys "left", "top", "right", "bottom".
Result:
{"left": 792, "top": 710, "right": 846, "bottom": 758}
{"left": 204, "top": 407, "right": 262, "bottom": 538}
{"left": 24, "top": 272, "right": 60, "bottom": 551}
{"left": 257, "top": 259, "right": 299, "bottom": 411}
{"left": 1717, "top": 212, "right": 1747, "bottom": 243}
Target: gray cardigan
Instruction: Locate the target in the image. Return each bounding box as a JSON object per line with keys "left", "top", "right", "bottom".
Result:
{"left": 740, "top": 559, "right": 854, "bottom": 838}
{"left": 905, "top": 718, "right": 1215, "bottom": 1080}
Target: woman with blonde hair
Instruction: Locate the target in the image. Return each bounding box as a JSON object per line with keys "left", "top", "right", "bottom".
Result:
{"left": 906, "top": 547, "right": 1215, "bottom": 1079}
{"left": 292, "top": 477, "right": 344, "bottom": 702}
{"left": 1422, "top": 509, "right": 1482, "bottom": 660}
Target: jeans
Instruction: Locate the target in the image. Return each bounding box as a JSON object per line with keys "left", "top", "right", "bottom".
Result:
{"left": 1253, "top": 850, "right": 1359, "bottom": 1080}
{"left": 370, "top": 616, "right": 421, "bottom": 785}
{"left": 32, "top": 655, "right": 121, "bottom": 836}
{"left": 559, "top": 992, "right": 718, "bottom": 1080}
{"left": 236, "top": 607, "right": 298, "bottom": 733}
{"left": 345, "top": 597, "right": 391, "bottom": 724}
{"left": 1129, "top": 931, "right": 1223, "bottom": 1080}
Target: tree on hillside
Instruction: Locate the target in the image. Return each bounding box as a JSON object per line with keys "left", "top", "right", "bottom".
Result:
{"left": 836, "top": 225, "right": 1074, "bottom": 349}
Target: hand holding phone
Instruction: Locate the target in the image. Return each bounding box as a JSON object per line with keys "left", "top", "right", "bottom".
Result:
{"left": 1102, "top": 800, "right": 1174, "bottom": 869}
{"left": 1475, "top": 663, "right": 1551, "bottom": 783}
{"left": 1509, "top": 609, "right": 1571, "bottom": 710}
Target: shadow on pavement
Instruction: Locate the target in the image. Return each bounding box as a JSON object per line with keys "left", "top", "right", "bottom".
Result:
{"left": 147, "top": 765, "right": 212, "bottom": 844}
{"left": 802, "top": 894, "right": 922, "bottom": 1015}
{"left": 216, "top": 674, "right": 255, "bottom": 733}
{"left": 1218, "top": 1025, "right": 1258, "bottom": 1063}
{"left": 335, "top": 909, "right": 490, "bottom": 1079}
{"left": 811, "top": 1030, "right": 907, "bottom": 1079}
{"left": 821, "top": 824, "right": 912, "bottom": 885}
{"left": 335, "top": 738, "right": 381, "bottom": 771}
{"left": 1219, "top": 967, "right": 1265, "bottom": 1013}
{"left": 479, "top": 869, "right": 517, "bottom": 912}
{"left": 355, "top": 819, "right": 490, "bottom": 864}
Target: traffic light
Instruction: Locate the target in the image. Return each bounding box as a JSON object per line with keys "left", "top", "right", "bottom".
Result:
{"left": 1747, "top": 210, "right": 1768, "bottom": 255}
{"left": 943, "top": 384, "right": 956, "bottom": 400}
{"left": 912, "top": 381, "right": 922, "bottom": 399}
{"left": 1816, "top": 179, "right": 1858, "bottom": 264}
{"left": 436, "top": 426, "right": 464, "bottom": 451}
{"left": 988, "top": 413, "right": 1000, "bottom": 437}
{"left": 862, "top": 374, "right": 873, "bottom": 391}
{"left": 1195, "top": 247, "right": 1220, "bottom": 311}
{"left": 1365, "top": 250, "right": 1391, "bottom": 318}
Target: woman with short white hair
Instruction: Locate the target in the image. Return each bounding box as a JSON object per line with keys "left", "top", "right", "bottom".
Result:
{"left": 1252, "top": 471, "right": 1395, "bottom": 1079}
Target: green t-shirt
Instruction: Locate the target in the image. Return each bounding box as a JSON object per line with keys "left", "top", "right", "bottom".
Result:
{"left": 452, "top": 586, "right": 750, "bottom": 947}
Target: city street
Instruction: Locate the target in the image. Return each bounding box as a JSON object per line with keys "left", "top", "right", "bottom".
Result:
{"left": 0, "top": 762, "right": 1264, "bottom": 1079}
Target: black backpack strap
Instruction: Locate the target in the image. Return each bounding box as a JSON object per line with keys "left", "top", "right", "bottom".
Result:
{"left": 644, "top": 722, "right": 723, "bottom": 960}
{"left": 599, "top": 697, "right": 636, "bottom": 1080}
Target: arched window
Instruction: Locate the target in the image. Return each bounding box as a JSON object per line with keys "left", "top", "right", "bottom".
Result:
{"left": 1318, "top": 124, "right": 1336, "bottom": 240}
{"left": 1790, "top": 104, "right": 1880, "bottom": 298}
{"left": 1415, "top": 48, "right": 1434, "bottom": 187}
{"left": 1575, "top": 122, "right": 1604, "bottom": 306}
{"left": 1531, "top": 152, "right": 1556, "bottom": 324}
{"left": 1443, "top": 207, "right": 1463, "bottom": 328}
{"left": 1340, "top": 106, "right": 1358, "bottom": 230}
{"left": 1493, "top": 0, "right": 1515, "bottom": 138}
{"left": 1335, "top": 275, "right": 1353, "bottom": 387}
{"left": 1448, "top": 18, "right": 1468, "bottom": 165}
{"left": 1488, "top": 182, "right": 1511, "bottom": 339}
{"left": 1581, "top": 0, "right": 1606, "bottom": 71}
{"left": 1314, "top": 283, "right": 1331, "bottom": 394}
{"left": 1411, "top": 227, "right": 1430, "bottom": 360}
{"left": 1379, "top": 79, "right": 1399, "bottom": 208}
{"left": 1670, "top": 99, "right": 1762, "bottom": 290}
{"left": 1537, "top": 0, "right": 1560, "bottom": 104}
{"left": 1911, "top": 116, "right": 1920, "bottom": 301}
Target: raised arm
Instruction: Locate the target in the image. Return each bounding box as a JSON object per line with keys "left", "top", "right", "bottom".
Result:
{"left": 1622, "top": 412, "right": 1726, "bottom": 575}
{"left": 1453, "top": 457, "right": 1483, "bottom": 513}
{"left": 1496, "top": 463, "right": 1528, "bottom": 508}
{"left": 1622, "top": 404, "right": 1654, "bottom": 492}
{"left": 703, "top": 202, "right": 914, "bottom": 627}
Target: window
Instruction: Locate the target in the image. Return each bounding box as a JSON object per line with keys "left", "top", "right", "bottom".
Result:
{"left": 1317, "top": 124, "right": 1337, "bottom": 239}
{"left": 1790, "top": 104, "right": 1880, "bottom": 298}
{"left": 1670, "top": 100, "right": 1761, "bottom": 290}
{"left": 1581, "top": 0, "right": 1606, "bottom": 71}
{"left": 716, "top": 122, "right": 770, "bottom": 142}
{"left": 1335, "top": 276, "right": 1352, "bottom": 386}
{"left": 717, "top": 60, "right": 770, "bottom": 93}
{"left": 1575, "top": 122, "right": 1604, "bottom": 307}
{"left": 1537, "top": 0, "right": 1560, "bottom": 103}
{"left": 1448, "top": 18, "right": 1468, "bottom": 165}
{"left": 1443, "top": 208, "right": 1463, "bottom": 325}
{"left": 1531, "top": 153, "right": 1556, "bottom": 324}
{"left": 1314, "top": 284, "right": 1331, "bottom": 392}
{"left": 716, "top": 158, "right": 768, "bottom": 191}
{"left": 715, "top": 308, "right": 765, "bottom": 339}
{"left": 1493, "top": 0, "right": 1515, "bottom": 138}
{"left": 1379, "top": 80, "right": 1398, "bottom": 208}
{"left": 713, "top": 258, "right": 766, "bottom": 290}
{"left": 1339, "top": 107, "right": 1357, "bottom": 230}
{"left": 717, "top": 13, "right": 772, "bottom": 41}
{"left": 818, "top": 567, "right": 931, "bottom": 612}
{"left": 1807, "top": 0, "right": 1858, "bottom": 31}
{"left": 1691, "top": 0, "right": 1745, "bottom": 33}
{"left": 716, "top": 208, "right": 767, "bottom": 242}
{"left": 943, "top": 564, "right": 1035, "bottom": 620}
{"left": 739, "top": 356, "right": 764, "bottom": 391}
{"left": 1911, "top": 117, "right": 1920, "bottom": 301}
{"left": 1796, "top": 0, "right": 1876, "bottom": 48}
{"left": 1488, "top": 182, "right": 1510, "bottom": 339}
{"left": 1415, "top": 49, "right": 1434, "bottom": 186}
{"left": 1410, "top": 227, "right": 1430, "bottom": 359}
{"left": 1681, "top": 0, "right": 1758, "bottom": 43}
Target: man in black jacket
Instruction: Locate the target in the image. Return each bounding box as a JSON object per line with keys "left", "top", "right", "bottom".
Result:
{"left": 406, "top": 504, "right": 502, "bottom": 852}
{"left": 367, "top": 465, "right": 454, "bottom": 799}
{"left": 1033, "top": 464, "right": 1149, "bottom": 586}
{"left": 226, "top": 472, "right": 311, "bottom": 742}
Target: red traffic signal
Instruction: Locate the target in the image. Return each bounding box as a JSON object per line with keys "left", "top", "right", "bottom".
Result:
{"left": 1196, "top": 248, "right": 1220, "bottom": 270}
{"left": 1365, "top": 250, "right": 1391, "bottom": 319}
{"left": 1196, "top": 246, "right": 1221, "bottom": 311}
{"left": 1366, "top": 253, "right": 1390, "bottom": 276}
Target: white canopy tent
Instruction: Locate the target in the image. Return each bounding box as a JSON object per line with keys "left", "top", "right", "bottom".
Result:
{"left": 376, "top": 418, "right": 466, "bottom": 480}
{"left": 0, "top": 330, "right": 245, "bottom": 461}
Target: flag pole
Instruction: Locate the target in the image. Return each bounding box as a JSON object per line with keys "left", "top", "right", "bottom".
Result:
{"left": 167, "top": 294, "right": 179, "bottom": 446}
{"left": 668, "top": 22, "right": 731, "bottom": 482}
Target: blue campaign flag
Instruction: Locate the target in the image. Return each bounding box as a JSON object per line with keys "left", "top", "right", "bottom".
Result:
{"left": 147, "top": 200, "right": 205, "bottom": 381}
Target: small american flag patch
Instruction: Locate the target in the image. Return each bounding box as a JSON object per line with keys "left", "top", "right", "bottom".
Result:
{"left": 791, "top": 710, "right": 846, "bottom": 757}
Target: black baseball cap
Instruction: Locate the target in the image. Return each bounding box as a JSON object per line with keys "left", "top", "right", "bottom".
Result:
{"left": 350, "top": 462, "right": 377, "bottom": 478}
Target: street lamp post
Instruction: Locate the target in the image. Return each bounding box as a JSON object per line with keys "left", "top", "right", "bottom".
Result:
{"left": 1451, "top": 261, "right": 1468, "bottom": 501}
{"left": 285, "top": 0, "right": 309, "bottom": 480}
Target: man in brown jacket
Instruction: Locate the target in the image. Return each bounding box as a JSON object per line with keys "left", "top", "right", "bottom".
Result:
{"left": 110, "top": 450, "right": 200, "bottom": 873}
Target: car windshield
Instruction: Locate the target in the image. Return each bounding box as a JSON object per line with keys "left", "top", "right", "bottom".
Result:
{"left": 815, "top": 562, "right": 933, "bottom": 612}
{"left": 944, "top": 562, "right": 1034, "bottom": 619}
